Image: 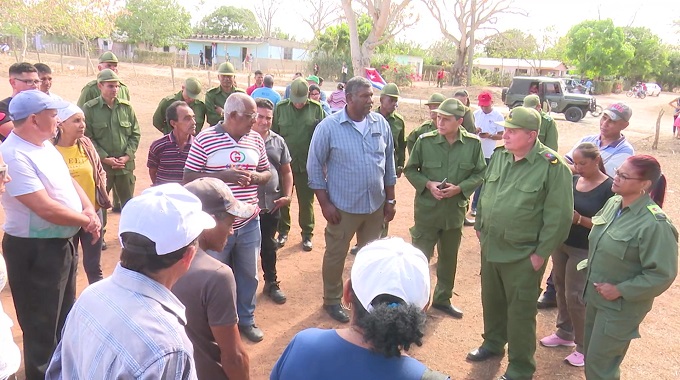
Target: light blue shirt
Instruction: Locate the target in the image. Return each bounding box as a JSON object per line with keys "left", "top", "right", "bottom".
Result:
{"left": 46, "top": 264, "right": 197, "bottom": 380}
{"left": 307, "top": 109, "right": 397, "bottom": 214}
{"left": 251, "top": 86, "right": 282, "bottom": 106}
{"left": 565, "top": 134, "right": 634, "bottom": 177}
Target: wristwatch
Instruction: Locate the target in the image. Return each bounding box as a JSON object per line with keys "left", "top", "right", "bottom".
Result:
{"left": 386, "top": 199, "right": 397, "bottom": 205}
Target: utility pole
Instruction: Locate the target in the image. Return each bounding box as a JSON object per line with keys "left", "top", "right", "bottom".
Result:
{"left": 466, "top": 0, "right": 476, "bottom": 85}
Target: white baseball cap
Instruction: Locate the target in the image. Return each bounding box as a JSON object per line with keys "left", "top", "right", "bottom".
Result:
{"left": 119, "top": 183, "right": 216, "bottom": 255}
{"left": 351, "top": 237, "right": 431, "bottom": 311}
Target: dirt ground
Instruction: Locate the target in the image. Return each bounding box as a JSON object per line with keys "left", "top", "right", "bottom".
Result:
{"left": 1, "top": 53, "right": 679, "bottom": 379}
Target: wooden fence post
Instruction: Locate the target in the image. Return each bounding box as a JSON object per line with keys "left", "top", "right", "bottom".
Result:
{"left": 652, "top": 109, "right": 664, "bottom": 150}
{"left": 170, "top": 66, "right": 175, "bottom": 91}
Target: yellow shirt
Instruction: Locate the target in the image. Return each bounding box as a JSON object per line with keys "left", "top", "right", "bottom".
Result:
{"left": 55, "top": 144, "right": 97, "bottom": 209}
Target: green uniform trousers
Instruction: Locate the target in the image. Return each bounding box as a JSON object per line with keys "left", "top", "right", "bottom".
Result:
{"left": 102, "top": 171, "right": 135, "bottom": 233}
{"left": 323, "top": 206, "right": 384, "bottom": 305}
{"left": 410, "top": 225, "right": 462, "bottom": 305}
{"left": 481, "top": 255, "right": 546, "bottom": 380}
{"left": 278, "top": 171, "right": 315, "bottom": 238}
{"left": 583, "top": 301, "right": 644, "bottom": 380}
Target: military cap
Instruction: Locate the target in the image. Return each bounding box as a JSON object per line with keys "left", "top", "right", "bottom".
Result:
{"left": 97, "top": 69, "right": 120, "bottom": 83}
{"left": 99, "top": 51, "right": 118, "bottom": 63}
{"left": 305, "top": 75, "right": 320, "bottom": 84}
{"left": 290, "top": 78, "right": 309, "bottom": 104}
{"left": 499, "top": 106, "right": 541, "bottom": 131}
{"left": 184, "top": 77, "right": 202, "bottom": 99}
{"left": 425, "top": 93, "right": 446, "bottom": 106}
{"left": 454, "top": 89, "right": 469, "bottom": 98}
{"left": 381, "top": 83, "right": 400, "bottom": 98}
{"left": 523, "top": 94, "right": 541, "bottom": 108}
{"left": 217, "top": 62, "right": 236, "bottom": 75}
{"left": 433, "top": 98, "right": 466, "bottom": 117}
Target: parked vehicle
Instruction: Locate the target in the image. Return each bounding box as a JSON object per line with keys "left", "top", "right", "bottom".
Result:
{"left": 645, "top": 83, "right": 661, "bottom": 96}
{"left": 501, "top": 76, "right": 596, "bottom": 122}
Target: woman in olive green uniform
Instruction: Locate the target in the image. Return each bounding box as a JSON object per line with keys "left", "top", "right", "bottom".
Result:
{"left": 583, "top": 155, "right": 678, "bottom": 380}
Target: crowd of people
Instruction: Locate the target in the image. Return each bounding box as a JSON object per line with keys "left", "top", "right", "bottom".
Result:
{"left": 0, "top": 52, "right": 676, "bottom": 380}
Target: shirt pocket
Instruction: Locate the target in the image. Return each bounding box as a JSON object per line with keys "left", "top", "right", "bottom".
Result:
{"left": 512, "top": 182, "right": 542, "bottom": 210}
{"left": 119, "top": 121, "right": 132, "bottom": 136}
{"left": 366, "top": 132, "right": 387, "bottom": 154}
{"left": 604, "top": 230, "right": 639, "bottom": 260}
{"left": 422, "top": 161, "right": 443, "bottom": 179}
{"left": 90, "top": 122, "right": 108, "bottom": 140}
{"left": 458, "top": 162, "right": 475, "bottom": 177}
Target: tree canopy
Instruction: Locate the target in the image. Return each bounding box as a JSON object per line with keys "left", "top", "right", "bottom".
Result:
{"left": 116, "top": 0, "right": 191, "bottom": 48}
{"left": 195, "top": 6, "right": 261, "bottom": 36}
{"left": 565, "top": 19, "right": 634, "bottom": 79}
{"left": 621, "top": 26, "right": 668, "bottom": 81}
{"left": 484, "top": 29, "right": 536, "bottom": 58}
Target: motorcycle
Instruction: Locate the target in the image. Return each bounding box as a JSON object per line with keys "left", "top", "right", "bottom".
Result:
{"left": 626, "top": 86, "right": 647, "bottom": 99}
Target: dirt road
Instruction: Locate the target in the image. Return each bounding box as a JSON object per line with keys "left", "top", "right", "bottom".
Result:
{"left": 1, "top": 54, "right": 679, "bottom": 379}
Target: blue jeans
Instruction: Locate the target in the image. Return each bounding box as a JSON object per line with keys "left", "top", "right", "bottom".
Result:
{"left": 471, "top": 158, "right": 491, "bottom": 210}
{"left": 207, "top": 217, "right": 261, "bottom": 326}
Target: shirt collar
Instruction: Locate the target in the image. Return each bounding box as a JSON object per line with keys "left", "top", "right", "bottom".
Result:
{"left": 434, "top": 127, "right": 465, "bottom": 145}
{"left": 111, "top": 263, "right": 187, "bottom": 324}
{"left": 339, "top": 109, "right": 379, "bottom": 126}
{"left": 504, "top": 139, "right": 542, "bottom": 164}
{"left": 169, "top": 131, "right": 194, "bottom": 145}
{"left": 596, "top": 134, "right": 627, "bottom": 148}
{"left": 623, "top": 193, "right": 651, "bottom": 216}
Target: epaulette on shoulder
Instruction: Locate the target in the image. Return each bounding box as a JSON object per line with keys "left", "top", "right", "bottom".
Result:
{"left": 117, "top": 98, "right": 131, "bottom": 106}
{"left": 234, "top": 87, "right": 246, "bottom": 93}
{"left": 393, "top": 112, "right": 405, "bottom": 122}
{"left": 419, "top": 130, "right": 438, "bottom": 139}
{"left": 461, "top": 129, "right": 480, "bottom": 140}
{"left": 83, "top": 98, "right": 99, "bottom": 108}
{"left": 647, "top": 204, "right": 668, "bottom": 221}
{"left": 494, "top": 145, "right": 505, "bottom": 152}
{"left": 542, "top": 151, "right": 560, "bottom": 164}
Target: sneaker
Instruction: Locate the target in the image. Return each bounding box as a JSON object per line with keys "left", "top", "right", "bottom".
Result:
{"left": 264, "top": 281, "right": 287, "bottom": 304}
{"left": 302, "top": 238, "right": 313, "bottom": 252}
{"left": 540, "top": 333, "right": 576, "bottom": 348}
{"left": 564, "top": 351, "right": 585, "bottom": 367}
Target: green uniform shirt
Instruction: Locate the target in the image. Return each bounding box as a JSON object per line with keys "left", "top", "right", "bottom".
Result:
{"left": 152, "top": 91, "right": 207, "bottom": 135}
{"left": 405, "top": 128, "right": 486, "bottom": 230}
{"left": 475, "top": 141, "right": 573, "bottom": 262}
{"left": 538, "top": 111, "right": 559, "bottom": 151}
{"left": 204, "top": 85, "right": 245, "bottom": 126}
{"left": 406, "top": 119, "right": 436, "bottom": 154}
{"left": 83, "top": 97, "right": 141, "bottom": 175}
{"left": 271, "top": 99, "right": 325, "bottom": 173}
{"left": 461, "top": 108, "right": 476, "bottom": 134}
{"left": 585, "top": 195, "right": 678, "bottom": 311}
{"left": 377, "top": 107, "right": 406, "bottom": 169}
{"left": 77, "top": 80, "right": 130, "bottom": 109}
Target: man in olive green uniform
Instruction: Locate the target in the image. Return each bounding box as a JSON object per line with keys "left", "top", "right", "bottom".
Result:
{"left": 272, "top": 78, "right": 325, "bottom": 251}
{"left": 77, "top": 52, "right": 131, "bottom": 108}
{"left": 523, "top": 94, "right": 558, "bottom": 150}
{"left": 584, "top": 194, "right": 678, "bottom": 380}
{"left": 153, "top": 77, "right": 207, "bottom": 134}
{"left": 453, "top": 90, "right": 477, "bottom": 133}
{"left": 467, "top": 107, "right": 573, "bottom": 380}
{"left": 406, "top": 92, "right": 445, "bottom": 154}
{"left": 377, "top": 83, "right": 406, "bottom": 175}
{"left": 83, "top": 69, "right": 141, "bottom": 238}
{"left": 205, "top": 62, "right": 245, "bottom": 126}
{"left": 404, "top": 98, "right": 486, "bottom": 319}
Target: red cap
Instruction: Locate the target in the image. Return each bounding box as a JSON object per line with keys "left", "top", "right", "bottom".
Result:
{"left": 478, "top": 92, "right": 493, "bottom": 107}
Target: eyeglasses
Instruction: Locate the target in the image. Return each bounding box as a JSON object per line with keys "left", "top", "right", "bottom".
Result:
{"left": 613, "top": 168, "right": 643, "bottom": 181}
{"left": 14, "top": 78, "right": 40, "bottom": 85}
{"left": 239, "top": 112, "right": 257, "bottom": 120}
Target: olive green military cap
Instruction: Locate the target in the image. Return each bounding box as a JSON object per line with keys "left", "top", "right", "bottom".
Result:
{"left": 99, "top": 51, "right": 118, "bottom": 63}
{"left": 290, "top": 78, "right": 309, "bottom": 104}
{"left": 433, "top": 98, "right": 466, "bottom": 117}
{"left": 381, "top": 83, "right": 400, "bottom": 98}
{"left": 184, "top": 77, "right": 202, "bottom": 99}
{"left": 425, "top": 93, "right": 446, "bottom": 106}
{"left": 523, "top": 94, "right": 541, "bottom": 108}
{"left": 499, "top": 106, "right": 541, "bottom": 131}
{"left": 97, "top": 69, "right": 120, "bottom": 83}
{"left": 217, "top": 62, "right": 236, "bottom": 75}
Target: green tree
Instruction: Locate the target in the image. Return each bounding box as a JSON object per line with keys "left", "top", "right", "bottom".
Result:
{"left": 622, "top": 26, "right": 668, "bottom": 81}
{"left": 194, "top": 6, "right": 261, "bottom": 36}
{"left": 565, "top": 19, "right": 634, "bottom": 79}
{"left": 484, "top": 29, "right": 536, "bottom": 58}
{"left": 313, "top": 14, "right": 371, "bottom": 58}
{"left": 656, "top": 47, "right": 680, "bottom": 91}
{"left": 116, "top": 0, "right": 191, "bottom": 48}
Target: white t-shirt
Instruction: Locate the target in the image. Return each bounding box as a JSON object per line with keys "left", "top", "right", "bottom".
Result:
{"left": 0, "top": 132, "right": 83, "bottom": 238}
{"left": 473, "top": 109, "right": 505, "bottom": 158}
{"left": 0, "top": 256, "right": 20, "bottom": 379}
{"left": 353, "top": 118, "right": 368, "bottom": 135}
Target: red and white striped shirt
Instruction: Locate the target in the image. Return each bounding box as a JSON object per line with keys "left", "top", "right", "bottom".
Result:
{"left": 185, "top": 125, "right": 269, "bottom": 229}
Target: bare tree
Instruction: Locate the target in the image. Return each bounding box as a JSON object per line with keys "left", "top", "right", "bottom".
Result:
{"left": 422, "top": 0, "right": 525, "bottom": 85}
{"left": 341, "top": 0, "right": 418, "bottom": 79}
{"left": 254, "top": 0, "right": 280, "bottom": 38}
{"left": 301, "top": 0, "right": 342, "bottom": 37}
